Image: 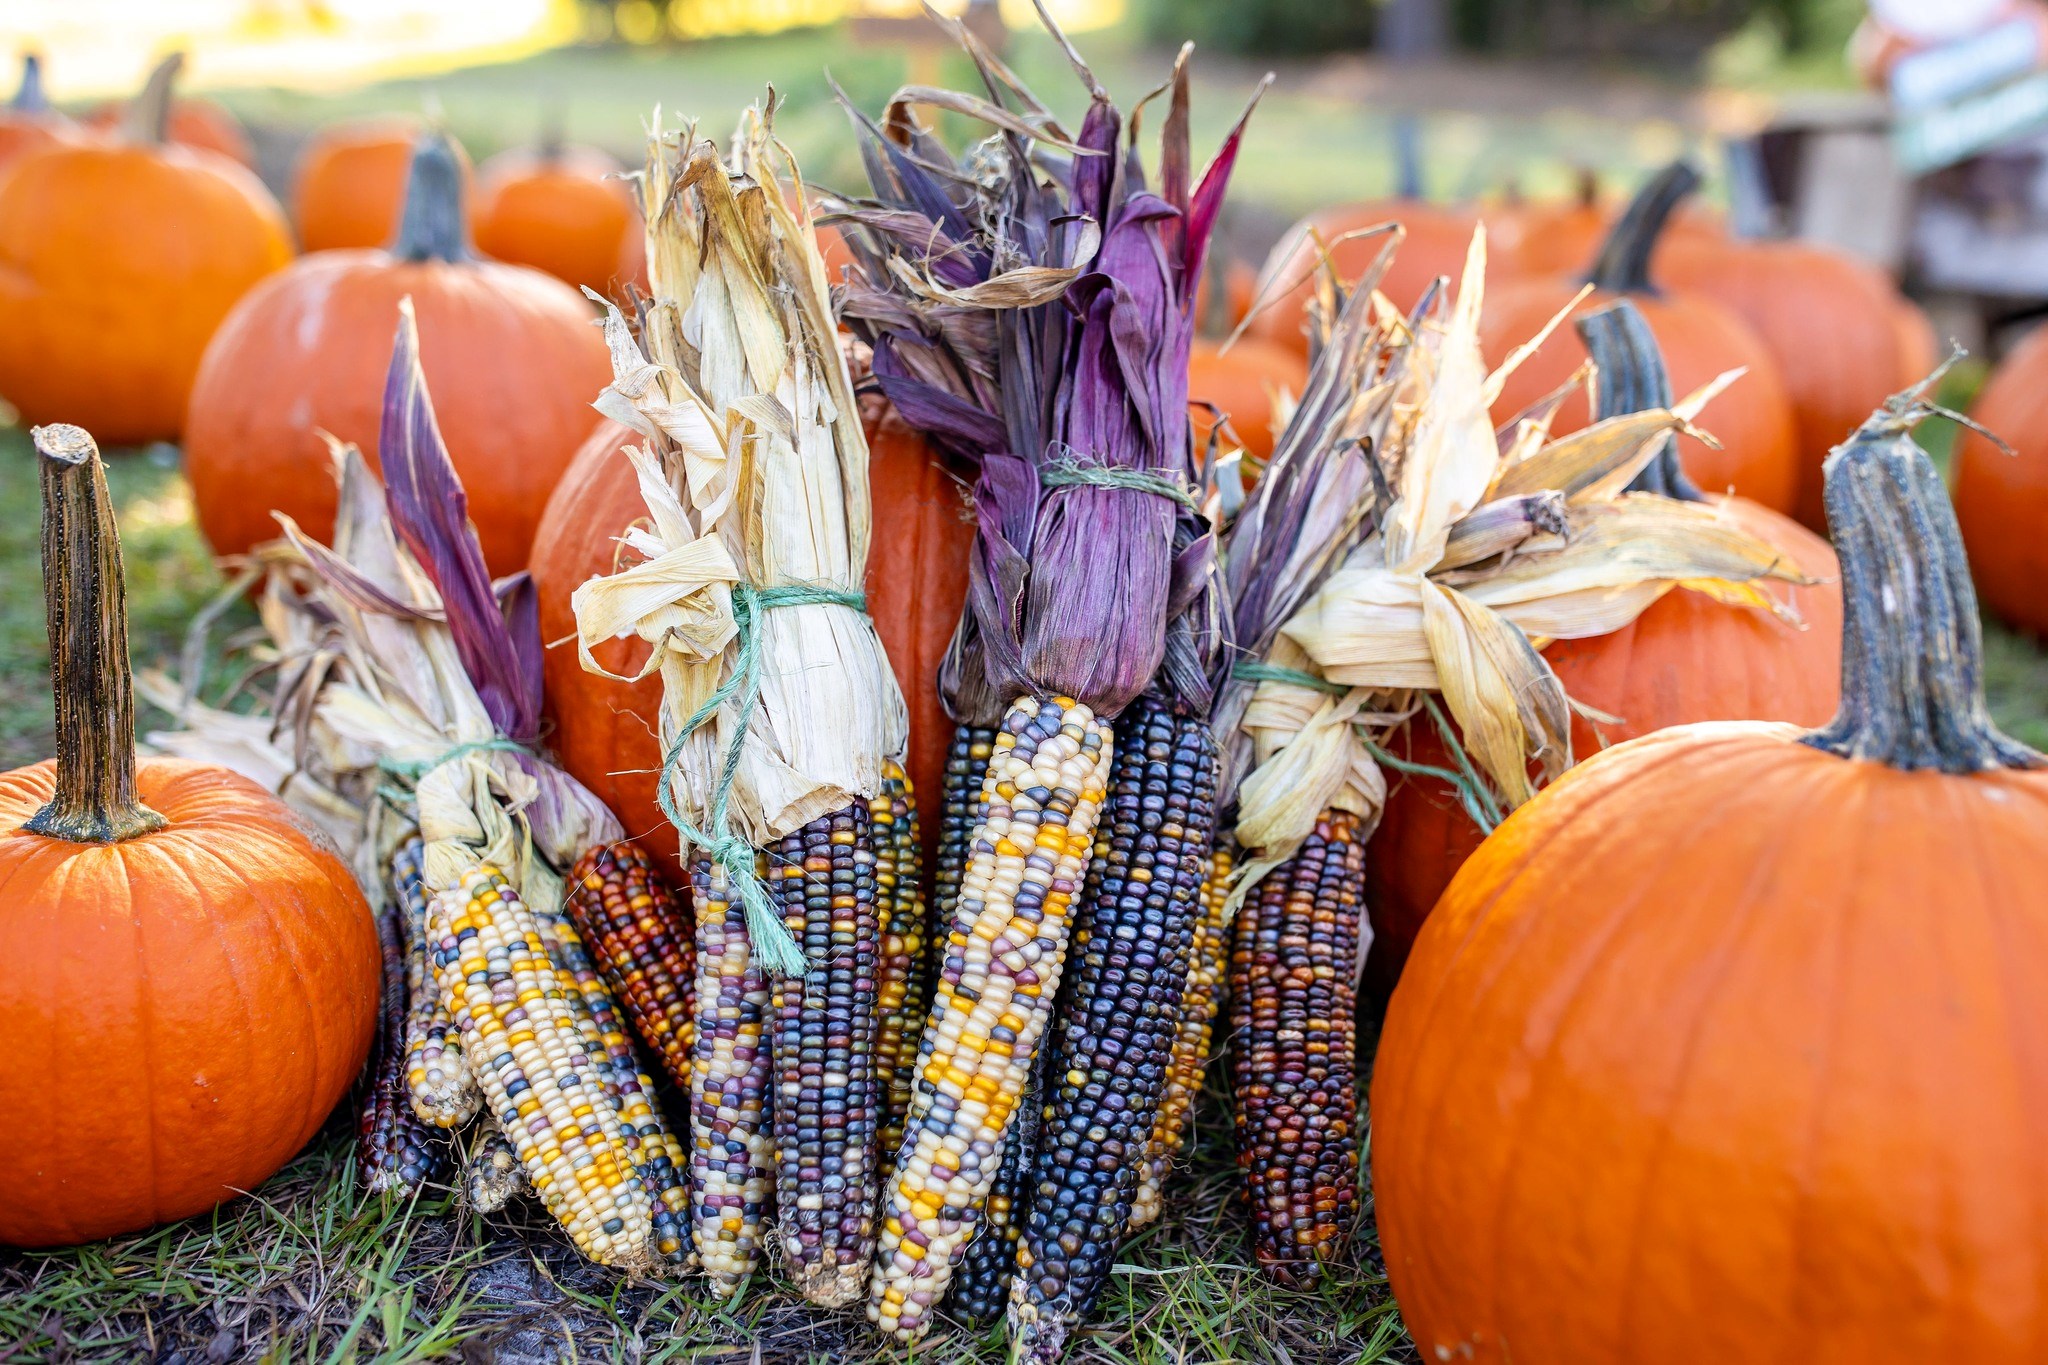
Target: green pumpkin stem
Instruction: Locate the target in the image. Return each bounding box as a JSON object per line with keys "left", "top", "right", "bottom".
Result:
{"left": 391, "top": 130, "right": 471, "bottom": 263}
{"left": 23, "top": 426, "right": 167, "bottom": 844}
{"left": 121, "top": 52, "right": 182, "bottom": 147}
{"left": 1578, "top": 299, "right": 1704, "bottom": 502}
{"left": 13, "top": 53, "right": 47, "bottom": 114}
{"left": 1803, "top": 382, "right": 2042, "bottom": 773}
{"left": 1586, "top": 159, "right": 1699, "bottom": 296}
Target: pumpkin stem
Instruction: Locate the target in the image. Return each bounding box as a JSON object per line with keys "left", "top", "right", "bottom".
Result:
{"left": 121, "top": 52, "right": 182, "bottom": 147}
{"left": 1392, "top": 113, "right": 1424, "bottom": 202}
{"left": 1802, "top": 381, "right": 2043, "bottom": 774}
{"left": 13, "top": 52, "right": 47, "bottom": 114}
{"left": 22, "top": 426, "right": 167, "bottom": 844}
{"left": 391, "top": 130, "right": 471, "bottom": 263}
{"left": 1578, "top": 299, "right": 1704, "bottom": 502}
{"left": 1586, "top": 159, "right": 1699, "bottom": 296}
{"left": 538, "top": 105, "right": 566, "bottom": 166}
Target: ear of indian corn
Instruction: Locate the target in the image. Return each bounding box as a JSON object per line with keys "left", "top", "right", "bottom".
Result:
{"left": 934, "top": 726, "right": 997, "bottom": 930}
{"left": 358, "top": 892, "right": 450, "bottom": 1195}
{"left": 564, "top": 842, "right": 697, "bottom": 1091}
{"left": 464, "top": 1123, "right": 525, "bottom": 1214}
{"left": 429, "top": 864, "right": 655, "bottom": 1269}
{"left": 768, "top": 801, "right": 884, "bottom": 1305}
{"left": 1010, "top": 696, "right": 1219, "bottom": 1362}
{"left": 1228, "top": 808, "right": 1366, "bottom": 1285}
{"left": 869, "top": 695, "right": 1113, "bottom": 1342}
{"left": 689, "top": 852, "right": 776, "bottom": 1296}
{"left": 397, "top": 839, "right": 480, "bottom": 1128}
{"left": 1129, "top": 836, "right": 1234, "bottom": 1230}
{"left": 943, "top": 1042, "right": 1050, "bottom": 1324}
{"left": 873, "top": 761, "right": 930, "bottom": 1162}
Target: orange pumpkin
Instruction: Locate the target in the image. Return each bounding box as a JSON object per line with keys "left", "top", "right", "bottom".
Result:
{"left": 1373, "top": 393, "right": 2048, "bottom": 1365}
{"left": 1482, "top": 162, "right": 1799, "bottom": 512}
{"left": 0, "top": 425, "right": 379, "bottom": 1249}
{"left": 1364, "top": 303, "right": 1841, "bottom": 1000}
{"left": 1954, "top": 324, "right": 2048, "bottom": 635}
{"left": 0, "top": 56, "right": 290, "bottom": 445}
{"left": 185, "top": 130, "right": 609, "bottom": 577}
{"left": 1188, "top": 335, "right": 1308, "bottom": 462}
{"left": 1657, "top": 233, "right": 1926, "bottom": 530}
{"left": 0, "top": 54, "right": 77, "bottom": 178}
{"left": 1249, "top": 199, "right": 1489, "bottom": 357}
{"left": 473, "top": 140, "right": 643, "bottom": 298}
{"left": 1491, "top": 169, "right": 1724, "bottom": 279}
{"left": 1194, "top": 255, "right": 1257, "bottom": 332}
{"left": 82, "top": 57, "right": 254, "bottom": 168}
{"left": 293, "top": 116, "right": 472, "bottom": 253}
{"left": 531, "top": 403, "right": 973, "bottom": 889}
{"left": 1891, "top": 292, "right": 1941, "bottom": 386}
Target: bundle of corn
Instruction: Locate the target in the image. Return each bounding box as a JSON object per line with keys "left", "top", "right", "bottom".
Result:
{"left": 568, "top": 105, "right": 908, "bottom": 1305}
{"left": 1225, "top": 236, "right": 1815, "bottom": 1285}
{"left": 149, "top": 306, "right": 694, "bottom": 1272}
{"left": 831, "top": 12, "right": 1257, "bottom": 1348}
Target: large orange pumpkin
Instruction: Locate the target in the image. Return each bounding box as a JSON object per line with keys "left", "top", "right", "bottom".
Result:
{"left": 1, "top": 425, "right": 379, "bottom": 1248}
{"left": 1373, "top": 395, "right": 2048, "bottom": 1365}
{"left": 1954, "top": 324, "right": 2048, "bottom": 635}
{"left": 0, "top": 56, "right": 291, "bottom": 445}
{"left": 1657, "top": 233, "right": 1926, "bottom": 530}
{"left": 1188, "top": 335, "right": 1308, "bottom": 462}
{"left": 1490, "top": 169, "right": 1724, "bottom": 279}
{"left": 82, "top": 57, "right": 254, "bottom": 168}
{"left": 1364, "top": 303, "right": 1841, "bottom": 999}
{"left": 293, "top": 116, "right": 472, "bottom": 253}
{"left": 0, "top": 54, "right": 77, "bottom": 178}
{"left": 531, "top": 402, "right": 974, "bottom": 888}
{"left": 473, "top": 141, "right": 644, "bottom": 299}
{"left": 1482, "top": 162, "right": 1800, "bottom": 513}
{"left": 185, "top": 130, "right": 610, "bottom": 577}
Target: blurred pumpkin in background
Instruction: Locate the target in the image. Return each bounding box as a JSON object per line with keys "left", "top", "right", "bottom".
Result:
{"left": 0, "top": 55, "right": 291, "bottom": 444}
{"left": 81, "top": 58, "right": 255, "bottom": 168}
{"left": 184, "top": 130, "right": 609, "bottom": 576}
{"left": 1954, "top": 323, "right": 2048, "bottom": 637}
{"left": 1188, "top": 335, "right": 1307, "bottom": 462}
{"left": 472, "top": 136, "right": 643, "bottom": 299}
{"left": 0, "top": 54, "right": 78, "bottom": 178}
{"left": 293, "top": 115, "right": 471, "bottom": 252}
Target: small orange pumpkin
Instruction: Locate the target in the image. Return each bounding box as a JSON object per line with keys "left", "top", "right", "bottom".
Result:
{"left": 82, "top": 57, "right": 254, "bottom": 168}
{"left": 0, "top": 425, "right": 379, "bottom": 1249}
{"left": 0, "top": 55, "right": 291, "bottom": 445}
{"left": 0, "top": 54, "right": 77, "bottom": 178}
{"left": 293, "top": 116, "right": 472, "bottom": 253}
{"left": 473, "top": 138, "right": 644, "bottom": 299}
{"left": 1374, "top": 388, "right": 2048, "bottom": 1365}
{"left": 185, "top": 129, "right": 610, "bottom": 576}
{"left": 1954, "top": 324, "right": 2048, "bottom": 636}
{"left": 1188, "top": 335, "right": 1308, "bottom": 462}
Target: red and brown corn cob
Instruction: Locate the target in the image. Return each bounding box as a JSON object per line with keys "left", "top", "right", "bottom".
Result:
{"left": 1228, "top": 808, "right": 1367, "bottom": 1285}
{"left": 1129, "top": 836, "right": 1234, "bottom": 1230}
{"left": 564, "top": 842, "right": 696, "bottom": 1091}
{"left": 689, "top": 852, "right": 775, "bottom": 1296}
{"left": 872, "top": 761, "right": 928, "bottom": 1160}
{"left": 397, "top": 838, "right": 479, "bottom": 1128}
{"left": 1011, "top": 696, "right": 1219, "bottom": 1363}
{"left": 767, "top": 801, "right": 884, "bottom": 1306}
{"left": 358, "top": 891, "right": 449, "bottom": 1195}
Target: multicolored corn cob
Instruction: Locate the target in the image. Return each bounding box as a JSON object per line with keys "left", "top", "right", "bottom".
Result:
{"left": 464, "top": 1124, "right": 524, "bottom": 1214}
{"left": 767, "top": 801, "right": 884, "bottom": 1305}
{"left": 1011, "top": 697, "right": 1219, "bottom": 1362}
{"left": 873, "top": 762, "right": 928, "bottom": 1163}
{"left": 428, "top": 865, "right": 654, "bottom": 1268}
{"left": 397, "top": 839, "right": 479, "bottom": 1128}
{"left": 358, "top": 894, "right": 449, "bottom": 1195}
{"left": 534, "top": 895, "right": 691, "bottom": 1268}
{"left": 689, "top": 853, "right": 776, "bottom": 1296}
{"left": 1130, "top": 837, "right": 1234, "bottom": 1230}
{"left": 1228, "top": 808, "right": 1367, "bottom": 1285}
{"left": 943, "top": 1043, "right": 1049, "bottom": 1324}
{"left": 869, "top": 695, "right": 1113, "bottom": 1342}
{"left": 564, "top": 842, "right": 696, "bottom": 1090}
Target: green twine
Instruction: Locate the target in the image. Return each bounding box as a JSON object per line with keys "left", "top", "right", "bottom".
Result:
{"left": 1041, "top": 456, "right": 1202, "bottom": 512}
{"left": 377, "top": 737, "right": 532, "bottom": 781}
{"left": 1231, "top": 659, "right": 1347, "bottom": 695}
{"left": 655, "top": 580, "right": 867, "bottom": 979}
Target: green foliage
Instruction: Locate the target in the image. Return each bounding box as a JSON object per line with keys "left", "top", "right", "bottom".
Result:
{"left": 1136, "top": 0, "right": 1379, "bottom": 58}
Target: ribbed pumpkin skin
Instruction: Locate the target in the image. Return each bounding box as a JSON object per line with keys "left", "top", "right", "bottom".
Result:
{"left": 473, "top": 147, "right": 643, "bottom": 299}
{"left": 0, "top": 144, "right": 291, "bottom": 444}
{"left": 1373, "top": 721, "right": 2048, "bottom": 1365}
{"left": 1481, "top": 281, "right": 1800, "bottom": 513}
{"left": 184, "top": 250, "right": 609, "bottom": 576}
{"left": 530, "top": 407, "right": 972, "bottom": 886}
{"left": 1954, "top": 328, "right": 2048, "bottom": 637}
{"left": 83, "top": 97, "right": 254, "bottom": 167}
{"left": 0, "top": 759, "right": 380, "bottom": 1247}
{"left": 1364, "top": 498, "right": 1840, "bottom": 998}
{"left": 1188, "top": 335, "right": 1307, "bottom": 461}
{"left": 293, "top": 118, "right": 470, "bottom": 253}
{"left": 1248, "top": 201, "right": 1491, "bottom": 357}
{"left": 1658, "top": 236, "right": 1916, "bottom": 531}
